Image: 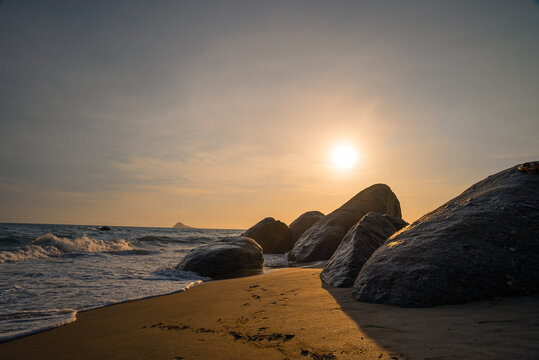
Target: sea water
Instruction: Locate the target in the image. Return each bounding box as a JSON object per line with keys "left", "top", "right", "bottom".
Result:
{"left": 0, "top": 223, "right": 278, "bottom": 342}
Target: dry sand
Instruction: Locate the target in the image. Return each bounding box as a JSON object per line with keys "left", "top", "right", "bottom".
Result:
{"left": 1, "top": 268, "right": 538, "bottom": 360}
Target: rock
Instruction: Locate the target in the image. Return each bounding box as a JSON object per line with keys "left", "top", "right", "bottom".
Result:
{"left": 289, "top": 184, "right": 402, "bottom": 263}
{"left": 354, "top": 163, "right": 539, "bottom": 307}
{"left": 321, "top": 213, "right": 408, "bottom": 287}
{"left": 289, "top": 211, "right": 325, "bottom": 242}
{"left": 176, "top": 236, "right": 263, "bottom": 278}
{"left": 99, "top": 226, "right": 111, "bottom": 231}
{"left": 241, "top": 217, "right": 293, "bottom": 254}
{"left": 172, "top": 221, "right": 192, "bottom": 229}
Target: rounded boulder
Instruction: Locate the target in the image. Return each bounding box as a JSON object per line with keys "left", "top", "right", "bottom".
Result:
{"left": 354, "top": 163, "right": 539, "bottom": 307}
{"left": 176, "top": 236, "right": 264, "bottom": 278}
{"left": 289, "top": 211, "right": 325, "bottom": 243}
{"left": 242, "top": 217, "right": 293, "bottom": 254}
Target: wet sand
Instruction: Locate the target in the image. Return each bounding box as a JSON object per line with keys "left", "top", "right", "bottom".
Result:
{"left": 1, "top": 268, "right": 538, "bottom": 360}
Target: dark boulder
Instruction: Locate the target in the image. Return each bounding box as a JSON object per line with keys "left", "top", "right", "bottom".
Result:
{"left": 176, "top": 236, "right": 263, "bottom": 278}
{"left": 99, "top": 226, "right": 111, "bottom": 231}
{"left": 241, "top": 217, "right": 293, "bottom": 254}
{"left": 289, "top": 211, "right": 325, "bottom": 243}
{"left": 289, "top": 184, "right": 402, "bottom": 263}
{"left": 321, "top": 213, "right": 408, "bottom": 287}
{"left": 354, "top": 162, "right": 539, "bottom": 307}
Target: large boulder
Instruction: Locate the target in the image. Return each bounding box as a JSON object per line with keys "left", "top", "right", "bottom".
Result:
{"left": 241, "top": 217, "right": 293, "bottom": 254}
{"left": 321, "top": 213, "right": 408, "bottom": 288}
{"left": 289, "top": 184, "right": 402, "bottom": 263}
{"left": 354, "top": 162, "right": 539, "bottom": 307}
{"left": 176, "top": 237, "right": 263, "bottom": 278}
{"left": 289, "top": 211, "right": 325, "bottom": 242}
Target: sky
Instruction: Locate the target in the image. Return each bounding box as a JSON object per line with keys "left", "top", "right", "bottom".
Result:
{"left": 0, "top": 0, "right": 538, "bottom": 228}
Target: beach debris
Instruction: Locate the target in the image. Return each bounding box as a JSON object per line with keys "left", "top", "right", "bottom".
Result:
{"left": 289, "top": 211, "right": 325, "bottom": 243}
{"left": 320, "top": 213, "right": 408, "bottom": 288}
{"left": 289, "top": 184, "right": 402, "bottom": 263}
{"left": 176, "top": 236, "right": 263, "bottom": 278}
{"left": 518, "top": 162, "right": 538, "bottom": 174}
{"left": 242, "top": 217, "right": 293, "bottom": 254}
{"left": 300, "top": 349, "right": 337, "bottom": 360}
{"left": 354, "top": 162, "right": 539, "bottom": 307}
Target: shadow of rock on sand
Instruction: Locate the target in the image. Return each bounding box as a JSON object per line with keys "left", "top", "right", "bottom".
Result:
{"left": 323, "top": 284, "right": 539, "bottom": 360}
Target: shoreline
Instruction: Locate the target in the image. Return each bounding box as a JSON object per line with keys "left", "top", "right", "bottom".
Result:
{"left": 1, "top": 268, "right": 538, "bottom": 359}
{"left": 0, "top": 267, "right": 273, "bottom": 344}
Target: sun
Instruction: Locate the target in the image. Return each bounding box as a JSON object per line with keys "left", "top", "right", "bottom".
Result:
{"left": 331, "top": 144, "right": 358, "bottom": 170}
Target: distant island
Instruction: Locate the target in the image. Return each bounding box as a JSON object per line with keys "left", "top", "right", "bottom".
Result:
{"left": 172, "top": 221, "right": 193, "bottom": 229}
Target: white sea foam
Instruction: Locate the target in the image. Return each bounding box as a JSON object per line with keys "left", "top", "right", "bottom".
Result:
{"left": 0, "top": 309, "right": 77, "bottom": 343}
{"left": 149, "top": 267, "right": 211, "bottom": 282}
{"left": 0, "top": 224, "right": 234, "bottom": 343}
{"left": 33, "top": 233, "right": 132, "bottom": 252}
{"left": 0, "top": 234, "right": 132, "bottom": 263}
{"left": 83, "top": 280, "right": 206, "bottom": 311}
{"left": 0, "top": 245, "right": 63, "bottom": 263}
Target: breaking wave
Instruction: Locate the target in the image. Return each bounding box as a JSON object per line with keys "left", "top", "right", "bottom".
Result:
{"left": 0, "top": 234, "right": 132, "bottom": 263}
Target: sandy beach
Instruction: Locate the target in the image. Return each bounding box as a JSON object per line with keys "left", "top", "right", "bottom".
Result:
{"left": 1, "top": 268, "right": 538, "bottom": 360}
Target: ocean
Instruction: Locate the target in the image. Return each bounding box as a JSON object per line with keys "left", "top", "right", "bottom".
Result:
{"left": 0, "top": 223, "right": 287, "bottom": 342}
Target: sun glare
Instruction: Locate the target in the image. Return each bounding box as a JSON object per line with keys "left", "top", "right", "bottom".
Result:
{"left": 331, "top": 144, "right": 358, "bottom": 170}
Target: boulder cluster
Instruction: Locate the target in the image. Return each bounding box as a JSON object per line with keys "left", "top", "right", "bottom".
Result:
{"left": 354, "top": 162, "right": 539, "bottom": 307}
{"left": 176, "top": 162, "right": 539, "bottom": 307}
{"left": 289, "top": 184, "right": 402, "bottom": 263}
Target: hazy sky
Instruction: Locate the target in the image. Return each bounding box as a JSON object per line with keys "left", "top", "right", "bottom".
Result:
{"left": 1, "top": 1, "right": 538, "bottom": 228}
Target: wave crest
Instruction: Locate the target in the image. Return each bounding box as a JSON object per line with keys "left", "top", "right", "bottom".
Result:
{"left": 33, "top": 234, "right": 132, "bottom": 252}
{"left": 0, "top": 234, "right": 132, "bottom": 263}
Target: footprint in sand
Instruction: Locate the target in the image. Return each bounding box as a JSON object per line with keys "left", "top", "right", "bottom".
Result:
{"left": 280, "top": 288, "right": 299, "bottom": 295}
{"left": 300, "top": 349, "right": 336, "bottom": 359}
{"left": 228, "top": 331, "right": 295, "bottom": 345}
{"left": 236, "top": 316, "right": 249, "bottom": 324}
